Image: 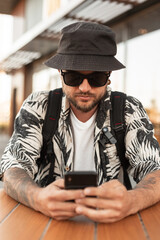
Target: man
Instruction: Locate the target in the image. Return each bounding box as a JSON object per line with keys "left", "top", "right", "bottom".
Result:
{"left": 1, "top": 22, "right": 160, "bottom": 223}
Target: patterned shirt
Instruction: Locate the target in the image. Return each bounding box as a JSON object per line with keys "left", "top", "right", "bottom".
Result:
{"left": 0, "top": 87, "right": 160, "bottom": 186}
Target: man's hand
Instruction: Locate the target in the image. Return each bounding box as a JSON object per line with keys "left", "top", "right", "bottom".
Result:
{"left": 36, "top": 179, "right": 85, "bottom": 220}
{"left": 75, "top": 180, "right": 133, "bottom": 223}
{"left": 3, "top": 168, "right": 85, "bottom": 221}
{"left": 75, "top": 170, "right": 160, "bottom": 223}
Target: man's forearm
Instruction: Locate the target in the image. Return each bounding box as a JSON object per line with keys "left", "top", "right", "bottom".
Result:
{"left": 3, "top": 168, "right": 40, "bottom": 210}
{"left": 129, "top": 169, "right": 160, "bottom": 214}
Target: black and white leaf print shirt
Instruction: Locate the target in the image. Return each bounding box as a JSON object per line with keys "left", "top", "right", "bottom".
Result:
{"left": 1, "top": 87, "right": 160, "bottom": 186}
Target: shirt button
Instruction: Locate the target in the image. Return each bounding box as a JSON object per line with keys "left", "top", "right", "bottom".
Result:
{"left": 65, "top": 166, "right": 70, "bottom": 172}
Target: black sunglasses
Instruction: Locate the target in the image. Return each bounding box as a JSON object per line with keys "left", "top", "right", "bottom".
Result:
{"left": 61, "top": 70, "right": 110, "bottom": 87}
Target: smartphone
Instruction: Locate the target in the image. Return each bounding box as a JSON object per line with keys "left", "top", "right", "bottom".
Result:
{"left": 64, "top": 171, "right": 98, "bottom": 190}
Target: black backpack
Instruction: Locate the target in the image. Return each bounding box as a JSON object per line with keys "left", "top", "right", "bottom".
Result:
{"left": 40, "top": 88, "right": 132, "bottom": 189}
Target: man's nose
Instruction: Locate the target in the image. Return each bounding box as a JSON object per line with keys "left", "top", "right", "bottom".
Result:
{"left": 79, "top": 79, "right": 91, "bottom": 92}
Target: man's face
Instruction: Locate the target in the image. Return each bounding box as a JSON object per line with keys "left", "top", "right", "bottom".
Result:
{"left": 61, "top": 70, "right": 108, "bottom": 113}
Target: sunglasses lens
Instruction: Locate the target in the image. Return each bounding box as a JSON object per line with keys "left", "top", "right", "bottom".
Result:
{"left": 64, "top": 72, "right": 81, "bottom": 86}
{"left": 62, "top": 71, "right": 108, "bottom": 87}
{"left": 88, "top": 72, "right": 107, "bottom": 87}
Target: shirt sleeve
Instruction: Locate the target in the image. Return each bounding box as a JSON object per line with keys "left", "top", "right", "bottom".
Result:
{"left": 125, "top": 96, "right": 160, "bottom": 183}
{"left": 0, "top": 91, "right": 49, "bottom": 180}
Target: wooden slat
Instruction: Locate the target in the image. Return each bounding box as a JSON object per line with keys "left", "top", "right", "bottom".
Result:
{"left": 43, "top": 216, "right": 95, "bottom": 240}
{"left": 140, "top": 202, "right": 160, "bottom": 240}
{"left": 0, "top": 189, "right": 18, "bottom": 222}
{"left": 0, "top": 203, "right": 50, "bottom": 240}
{"left": 97, "top": 214, "right": 146, "bottom": 240}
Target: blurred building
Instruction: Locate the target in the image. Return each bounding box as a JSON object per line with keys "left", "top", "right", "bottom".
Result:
{"left": 0, "top": 0, "right": 160, "bottom": 141}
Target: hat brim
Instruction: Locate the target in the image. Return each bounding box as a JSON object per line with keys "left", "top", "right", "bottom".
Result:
{"left": 45, "top": 53, "right": 125, "bottom": 71}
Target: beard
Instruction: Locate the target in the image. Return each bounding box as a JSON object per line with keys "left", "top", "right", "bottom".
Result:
{"left": 64, "top": 91, "right": 106, "bottom": 113}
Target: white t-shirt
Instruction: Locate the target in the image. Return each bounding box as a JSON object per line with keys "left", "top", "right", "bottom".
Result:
{"left": 70, "top": 110, "right": 96, "bottom": 171}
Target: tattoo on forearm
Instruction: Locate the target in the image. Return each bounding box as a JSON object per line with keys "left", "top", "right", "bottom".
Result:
{"left": 4, "top": 168, "right": 39, "bottom": 208}
{"left": 135, "top": 177, "right": 156, "bottom": 190}
{"left": 135, "top": 170, "right": 160, "bottom": 191}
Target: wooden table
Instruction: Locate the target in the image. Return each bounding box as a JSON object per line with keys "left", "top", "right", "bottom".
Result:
{"left": 1, "top": 189, "right": 160, "bottom": 240}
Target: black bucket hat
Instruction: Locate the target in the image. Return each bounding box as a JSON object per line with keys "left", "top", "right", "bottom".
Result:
{"left": 45, "top": 21, "right": 125, "bottom": 71}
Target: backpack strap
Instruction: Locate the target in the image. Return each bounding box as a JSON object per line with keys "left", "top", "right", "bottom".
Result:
{"left": 110, "top": 91, "right": 132, "bottom": 190}
{"left": 42, "top": 88, "right": 63, "bottom": 185}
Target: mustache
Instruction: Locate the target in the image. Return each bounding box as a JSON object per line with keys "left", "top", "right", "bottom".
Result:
{"left": 74, "top": 92, "right": 95, "bottom": 97}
